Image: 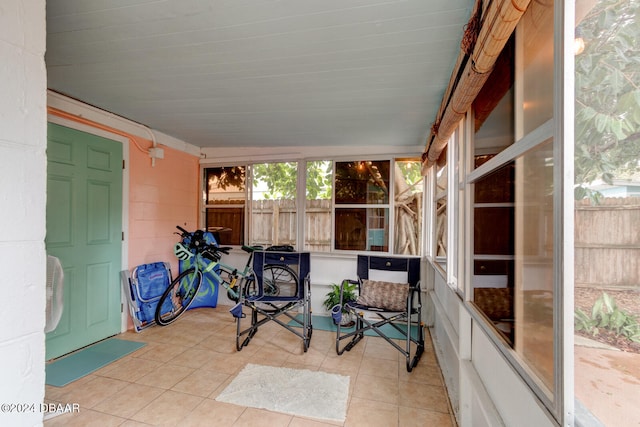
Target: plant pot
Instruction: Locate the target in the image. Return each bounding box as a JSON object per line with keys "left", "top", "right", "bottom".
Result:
{"left": 331, "top": 304, "right": 343, "bottom": 325}
{"left": 339, "top": 312, "right": 355, "bottom": 327}
{"left": 331, "top": 304, "right": 355, "bottom": 327}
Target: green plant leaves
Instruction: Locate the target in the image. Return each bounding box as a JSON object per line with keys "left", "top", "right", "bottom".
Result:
{"left": 575, "top": 292, "right": 640, "bottom": 343}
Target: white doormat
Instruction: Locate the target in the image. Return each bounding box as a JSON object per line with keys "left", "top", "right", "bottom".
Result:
{"left": 215, "top": 363, "right": 350, "bottom": 422}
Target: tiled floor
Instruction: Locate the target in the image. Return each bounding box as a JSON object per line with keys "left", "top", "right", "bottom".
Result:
{"left": 44, "top": 307, "right": 456, "bottom": 426}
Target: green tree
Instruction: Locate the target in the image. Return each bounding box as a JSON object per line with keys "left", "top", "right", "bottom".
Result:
{"left": 575, "top": 0, "right": 640, "bottom": 201}
{"left": 306, "top": 161, "right": 332, "bottom": 199}
{"left": 252, "top": 161, "right": 333, "bottom": 200}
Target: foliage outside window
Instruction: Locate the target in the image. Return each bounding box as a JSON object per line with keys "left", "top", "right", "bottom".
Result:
{"left": 251, "top": 162, "right": 297, "bottom": 247}
{"left": 205, "top": 158, "right": 422, "bottom": 255}
{"left": 305, "top": 161, "right": 332, "bottom": 252}
{"left": 204, "top": 166, "right": 245, "bottom": 246}
{"left": 574, "top": 0, "right": 640, "bottom": 424}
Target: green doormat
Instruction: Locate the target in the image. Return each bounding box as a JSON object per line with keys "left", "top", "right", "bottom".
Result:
{"left": 290, "top": 315, "right": 418, "bottom": 340}
{"left": 46, "top": 338, "right": 146, "bottom": 387}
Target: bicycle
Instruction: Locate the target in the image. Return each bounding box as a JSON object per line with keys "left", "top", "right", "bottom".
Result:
{"left": 154, "top": 226, "right": 297, "bottom": 326}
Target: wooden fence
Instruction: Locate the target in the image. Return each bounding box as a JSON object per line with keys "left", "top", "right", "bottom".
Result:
{"left": 575, "top": 197, "right": 640, "bottom": 290}
{"left": 250, "top": 199, "right": 332, "bottom": 251}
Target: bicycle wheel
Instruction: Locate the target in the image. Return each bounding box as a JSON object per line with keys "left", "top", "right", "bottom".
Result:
{"left": 262, "top": 264, "right": 298, "bottom": 297}
{"left": 242, "top": 274, "right": 258, "bottom": 298}
{"left": 155, "top": 267, "right": 202, "bottom": 326}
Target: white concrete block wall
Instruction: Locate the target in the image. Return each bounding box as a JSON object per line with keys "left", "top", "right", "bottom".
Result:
{"left": 0, "top": 1, "right": 47, "bottom": 426}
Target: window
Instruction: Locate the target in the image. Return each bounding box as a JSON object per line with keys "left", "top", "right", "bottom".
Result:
{"left": 204, "top": 157, "right": 422, "bottom": 255}
{"left": 467, "top": 0, "right": 556, "bottom": 400}
{"left": 335, "top": 160, "right": 390, "bottom": 252}
{"left": 394, "top": 159, "right": 423, "bottom": 255}
{"left": 305, "top": 160, "right": 332, "bottom": 252}
{"left": 574, "top": 0, "right": 640, "bottom": 424}
{"left": 250, "top": 162, "right": 297, "bottom": 247}
{"left": 434, "top": 160, "right": 447, "bottom": 269}
{"left": 204, "top": 166, "right": 246, "bottom": 245}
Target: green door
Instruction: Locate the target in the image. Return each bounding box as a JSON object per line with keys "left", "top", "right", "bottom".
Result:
{"left": 45, "top": 123, "right": 123, "bottom": 360}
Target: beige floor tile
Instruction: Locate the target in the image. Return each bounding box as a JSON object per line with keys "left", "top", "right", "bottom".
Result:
{"left": 172, "top": 369, "right": 230, "bottom": 397}
{"left": 359, "top": 356, "right": 399, "bottom": 380}
{"left": 135, "top": 364, "right": 195, "bottom": 389}
{"left": 133, "top": 341, "right": 190, "bottom": 363}
{"left": 92, "top": 382, "right": 164, "bottom": 418}
{"left": 233, "top": 407, "right": 293, "bottom": 427}
{"left": 320, "top": 354, "right": 362, "bottom": 377}
{"left": 119, "top": 420, "right": 152, "bottom": 427}
{"left": 197, "top": 333, "right": 242, "bottom": 354}
{"left": 353, "top": 373, "right": 399, "bottom": 405}
{"left": 43, "top": 308, "right": 456, "bottom": 426}
{"left": 130, "top": 389, "right": 203, "bottom": 425}
{"left": 56, "top": 376, "right": 130, "bottom": 409}
{"left": 199, "top": 352, "right": 253, "bottom": 376}
{"left": 345, "top": 396, "right": 399, "bottom": 427}
{"left": 399, "top": 406, "right": 455, "bottom": 427}
{"left": 166, "top": 347, "right": 219, "bottom": 369}
{"left": 97, "top": 357, "right": 163, "bottom": 382}
{"left": 289, "top": 417, "right": 343, "bottom": 427}
{"left": 180, "top": 398, "right": 246, "bottom": 427}
{"left": 364, "top": 338, "right": 402, "bottom": 361}
{"left": 399, "top": 381, "right": 450, "bottom": 413}
{"left": 44, "top": 408, "right": 125, "bottom": 427}
{"left": 398, "top": 359, "right": 445, "bottom": 387}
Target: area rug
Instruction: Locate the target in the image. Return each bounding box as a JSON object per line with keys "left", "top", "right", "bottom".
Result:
{"left": 215, "top": 363, "right": 350, "bottom": 422}
{"left": 290, "top": 314, "right": 418, "bottom": 340}
{"left": 46, "top": 338, "right": 146, "bottom": 387}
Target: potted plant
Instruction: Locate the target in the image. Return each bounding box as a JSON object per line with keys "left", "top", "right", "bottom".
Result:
{"left": 323, "top": 280, "right": 358, "bottom": 326}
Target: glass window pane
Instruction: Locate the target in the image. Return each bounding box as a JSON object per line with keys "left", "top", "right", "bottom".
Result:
{"left": 335, "top": 160, "right": 390, "bottom": 204}
{"left": 473, "top": 37, "right": 515, "bottom": 162}
{"left": 251, "top": 162, "right": 297, "bottom": 247}
{"left": 472, "top": 160, "right": 515, "bottom": 343}
{"left": 514, "top": 139, "right": 554, "bottom": 392}
{"left": 435, "top": 162, "right": 447, "bottom": 263}
{"left": 472, "top": 142, "right": 554, "bottom": 392}
{"left": 205, "top": 166, "right": 246, "bottom": 245}
{"left": 305, "top": 161, "right": 332, "bottom": 252}
{"left": 574, "top": 0, "right": 640, "bottom": 423}
{"left": 335, "top": 208, "right": 389, "bottom": 252}
{"left": 521, "top": 0, "right": 554, "bottom": 134}
{"left": 394, "top": 160, "right": 423, "bottom": 255}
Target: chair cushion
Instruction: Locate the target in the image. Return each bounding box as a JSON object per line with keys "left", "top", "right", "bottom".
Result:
{"left": 356, "top": 280, "right": 409, "bottom": 311}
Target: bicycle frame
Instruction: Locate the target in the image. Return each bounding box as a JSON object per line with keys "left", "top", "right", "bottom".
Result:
{"left": 200, "top": 248, "right": 256, "bottom": 301}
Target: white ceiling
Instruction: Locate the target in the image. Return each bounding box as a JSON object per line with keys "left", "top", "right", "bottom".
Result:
{"left": 46, "top": 0, "right": 472, "bottom": 149}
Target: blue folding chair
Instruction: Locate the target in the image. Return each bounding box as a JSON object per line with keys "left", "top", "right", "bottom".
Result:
{"left": 335, "top": 255, "right": 424, "bottom": 371}
{"left": 121, "top": 262, "right": 173, "bottom": 332}
{"left": 233, "top": 251, "right": 312, "bottom": 352}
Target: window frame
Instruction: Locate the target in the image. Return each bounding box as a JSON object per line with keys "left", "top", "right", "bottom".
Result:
{"left": 333, "top": 159, "right": 393, "bottom": 253}
{"left": 201, "top": 155, "right": 424, "bottom": 256}
{"left": 202, "top": 165, "right": 248, "bottom": 246}
{"left": 456, "top": 0, "right": 570, "bottom": 420}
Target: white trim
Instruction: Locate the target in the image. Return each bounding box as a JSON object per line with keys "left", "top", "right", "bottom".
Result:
{"left": 296, "top": 160, "right": 306, "bottom": 250}
{"left": 467, "top": 119, "right": 554, "bottom": 184}
{"left": 47, "top": 90, "right": 201, "bottom": 157}
{"left": 559, "top": 0, "right": 575, "bottom": 424}
{"left": 199, "top": 145, "right": 423, "bottom": 165}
